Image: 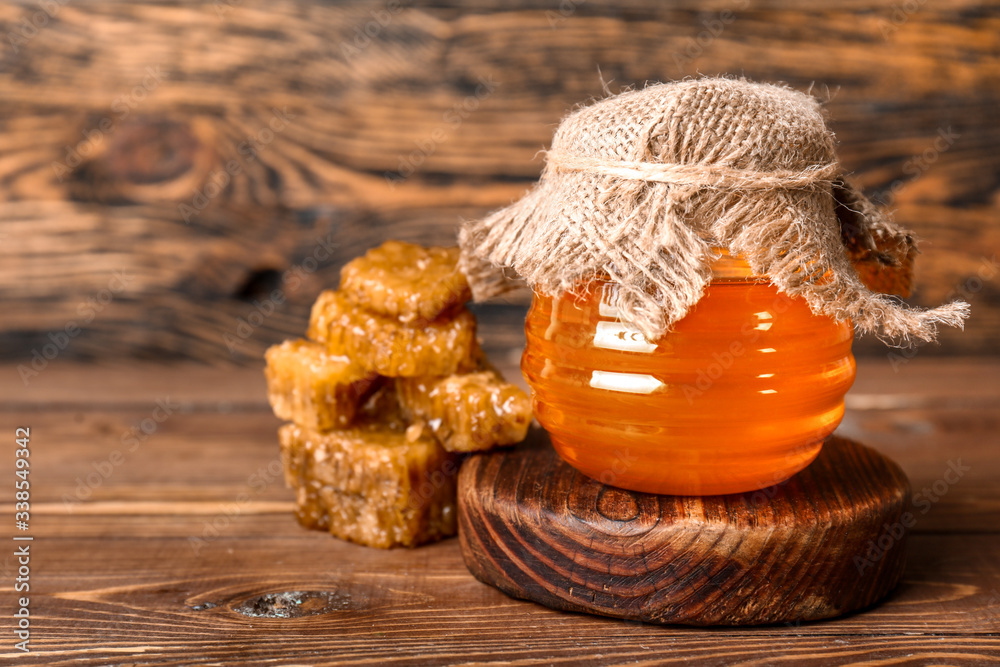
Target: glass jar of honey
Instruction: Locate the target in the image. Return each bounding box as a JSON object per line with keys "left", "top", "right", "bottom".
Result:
{"left": 522, "top": 251, "right": 856, "bottom": 496}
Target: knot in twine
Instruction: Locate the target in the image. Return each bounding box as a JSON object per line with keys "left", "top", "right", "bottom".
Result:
{"left": 458, "top": 77, "right": 970, "bottom": 344}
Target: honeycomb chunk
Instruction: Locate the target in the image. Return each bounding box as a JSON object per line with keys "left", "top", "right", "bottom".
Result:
{"left": 307, "top": 290, "right": 477, "bottom": 377}
{"left": 396, "top": 371, "right": 532, "bottom": 452}
{"left": 305, "top": 289, "right": 340, "bottom": 344}
{"left": 264, "top": 339, "right": 377, "bottom": 431}
{"left": 279, "top": 422, "right": 459, "bottom": 548}
{"left": 339, "top": 241, "right": 471, "bottom": 323}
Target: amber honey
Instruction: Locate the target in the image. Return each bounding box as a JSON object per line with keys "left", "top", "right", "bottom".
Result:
{"left": 522, "top": 253, "right": 856, "bottom": 496}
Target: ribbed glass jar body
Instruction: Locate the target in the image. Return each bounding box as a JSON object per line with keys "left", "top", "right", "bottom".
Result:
{"left": 522, "top": 255, "right": 856, "bottom": 495}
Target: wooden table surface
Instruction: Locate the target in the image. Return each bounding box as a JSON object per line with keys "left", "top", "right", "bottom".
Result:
{"left": 2, "top": 356, "right": 999, "bottom": 665}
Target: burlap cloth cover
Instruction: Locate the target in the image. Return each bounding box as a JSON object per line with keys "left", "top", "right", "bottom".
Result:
{"left": 458, "top": 78, "right": 969, "bottom": 344}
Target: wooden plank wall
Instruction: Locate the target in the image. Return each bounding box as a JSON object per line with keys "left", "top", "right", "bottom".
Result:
{"left": 1, "top": 0, "right": 997, "bottom": 365}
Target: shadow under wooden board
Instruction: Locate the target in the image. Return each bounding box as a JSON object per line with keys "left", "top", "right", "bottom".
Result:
{"left": 1, "top": 0, "right": 997, "bottom": 363}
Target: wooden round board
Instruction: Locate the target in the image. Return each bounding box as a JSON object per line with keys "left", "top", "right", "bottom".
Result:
{"left": 458, "top": 430, "right": 911, "bottom": 626}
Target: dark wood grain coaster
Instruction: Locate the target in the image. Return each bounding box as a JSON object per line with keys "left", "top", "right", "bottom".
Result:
{"left": 458, "top": 430, "right": 911, "bottom": 626}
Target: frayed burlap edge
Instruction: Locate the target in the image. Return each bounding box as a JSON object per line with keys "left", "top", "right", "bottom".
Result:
{"left": 458, "top": 79, "right": 969, "bottom": 345}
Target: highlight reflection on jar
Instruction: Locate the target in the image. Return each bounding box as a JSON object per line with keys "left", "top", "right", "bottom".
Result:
{"left": 522, "top": 252, "right": 857, "bottom": 496}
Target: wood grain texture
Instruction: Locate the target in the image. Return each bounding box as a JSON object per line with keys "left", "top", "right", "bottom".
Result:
{"left": 0, "top": 0, "right": 998, "bottom": 361}
{"left": 0, "top": 359, "right": 998, "bottom": 664}
{"left": 3, "top": 530, "right": 999, "bottom": 666}
{"left": 458, "top": 434, "right": 911, "bottom": 626}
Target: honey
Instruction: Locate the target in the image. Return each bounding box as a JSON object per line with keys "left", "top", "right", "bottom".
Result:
{"left": 522, "top": 252, "right": 856, "bottom": 496}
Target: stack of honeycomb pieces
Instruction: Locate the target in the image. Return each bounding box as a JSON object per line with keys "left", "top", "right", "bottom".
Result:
{"left": 265, "top": 241, "right": 532, "bottom": 548}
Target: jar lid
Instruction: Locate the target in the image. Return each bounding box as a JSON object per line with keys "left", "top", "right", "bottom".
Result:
{"left": 459, "top": 78, "right": 968, "bottom": 345}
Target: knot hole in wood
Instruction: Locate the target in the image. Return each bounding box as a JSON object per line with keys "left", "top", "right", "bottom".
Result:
{"left": 596, "top": 486, "right": 640, "bottom": 522}
{"left": 66, "top": 116, "right": 218, "bottom": 204}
